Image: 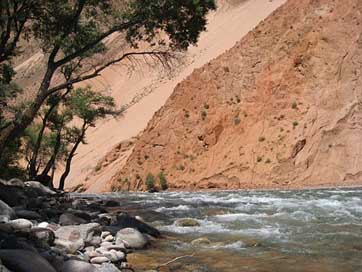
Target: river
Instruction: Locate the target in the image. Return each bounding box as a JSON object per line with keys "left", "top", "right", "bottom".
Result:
{"left": 77, "top": 188, "right": 362, "bottom": 271}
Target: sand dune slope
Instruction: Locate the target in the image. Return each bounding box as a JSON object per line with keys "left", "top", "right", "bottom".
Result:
{"left": 62, "top": 0, "right": 286, "bottom": 192}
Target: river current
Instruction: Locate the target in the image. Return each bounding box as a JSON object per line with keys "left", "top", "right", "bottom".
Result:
{"left": 77, "top": 188, "right": 362, "bottom": 271}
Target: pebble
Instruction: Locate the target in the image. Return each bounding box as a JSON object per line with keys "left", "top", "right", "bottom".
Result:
{"left": 90, "top": 256, "right": 110, "bottom": 264}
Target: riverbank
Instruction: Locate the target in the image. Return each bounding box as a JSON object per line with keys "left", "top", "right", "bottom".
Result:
{"left": 0, "top": 178, "right": 163, "bottom": 272}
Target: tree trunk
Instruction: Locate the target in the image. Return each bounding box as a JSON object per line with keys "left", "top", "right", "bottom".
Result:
{"left": 41, "top": 126, "right": 62, "bottom": 177}
{"left": 0, "top": 65, "right": 56, "bottom": 159}
{"left": 58, "top": 122, "right": 87, "bottom": 190}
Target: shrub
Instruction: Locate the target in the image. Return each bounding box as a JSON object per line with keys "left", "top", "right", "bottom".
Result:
{"left": 258, "top": 136, "right": 266, "bottom": 142}
{"left": 265, "top": 158, "right": 271, "bottom": 164}
{"left": 159, "top": 172, "right": 168, "bottom": 190}
{"left": 204, "top": 103, "right": 209, "bottom": 110}
{"left": 291, "top": 102, "right": 298, "bottom": 109}
{"left": 201, "top": 110, "right": 207, "bottom": 120}
{"left": 293, "top": 121, "right": 299, "bottom": 128}
{"left": 257, "top": 156, "right": 263, "bottom": 163}
{"left": 145, "top": 173, "right": 156, "bottom": 191}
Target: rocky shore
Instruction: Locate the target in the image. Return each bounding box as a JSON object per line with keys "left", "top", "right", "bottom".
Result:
{"left": 0, "top": 178, "right": 161, "bottom": 272}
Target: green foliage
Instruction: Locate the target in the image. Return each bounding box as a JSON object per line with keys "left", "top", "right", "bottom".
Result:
{"left": 159, "top": 172, "right": 168, "bottom": 190}
{"left": 145, "top": 173, "right": 156, "bottom": 191}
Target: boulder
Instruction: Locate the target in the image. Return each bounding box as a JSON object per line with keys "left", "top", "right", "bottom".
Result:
{"left": 0, "top": 178, "right": 24, "bottom": 187}
{"left": 113, "top": 213, "right": 161, "bottom": 237}
{"left": 61, "top": 260, "right": 98, "bottom": 272}
{"left": 15, "top": 210, "right": 41, "bottom": 220}
{"left": 24, "top": 181, "right": 56, "bottom": 196}
{"left": 6, "top": 219, "right": 33, "bottom": 232}
{"left": 54, "top": 238, "right": 84, "bottom": 254}
{"left": 0, "top": 249, "right": 56, "bottom": 272}
{"left": 55, "top": 223, "right": 101, "bottom": 245}
{"left": 115, "top": 228, "right": 148, "bottom": 249}
{"left": 59, "top": 213, "right": 87, "bottom": 226}
{"left": 103, "top": 200, "right": 119, "bottom": 207}
{"left": 0, "top": 200, "right": 15, "bottom": 223}
{"left": 175, "top": 218, "right": 200, "bottom": 227}
{"left": 30, "top": 227, "right": 55, "bottom": 247}
{"left": 0, "top": 184, "right": 26, "bottom": 206}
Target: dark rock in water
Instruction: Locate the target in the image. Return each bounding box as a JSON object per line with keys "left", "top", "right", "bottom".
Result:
{"left": 0, "top": 200, "right": 16, "bottom": 223}
{"left": 59, "top": 213, "right": 87, "bottom": 226}
{"left": 113, "top": 213, "right": 161, "bottom": 238}
{"left": 96, "top": 263, "right": 122, "bottom": 272}
{"left": 61, "top": 260, "right": 98, "bottom": 272}
{"left": 15, "top": 209, "right": 41, "bottom": 220}
{"left": 104, "top": 200, "right": 120, "bottom": 207}
{"left": 0, "top": 249, "right": 56, "bottom": 272}
{"left": 69, "top": 210, "right": 92, "bottom": 222}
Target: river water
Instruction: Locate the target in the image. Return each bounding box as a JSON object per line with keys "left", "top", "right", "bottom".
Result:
{"left": 80, "top": 188, "right": 362, "bottom": 271}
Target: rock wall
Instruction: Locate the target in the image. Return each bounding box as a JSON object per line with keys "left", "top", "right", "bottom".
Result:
{"left": 112, "top": 0, "right": 362, "bottom": 190}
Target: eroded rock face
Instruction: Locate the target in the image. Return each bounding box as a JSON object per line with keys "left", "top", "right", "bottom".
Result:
{"left": 113, "top": 0, "right": 362, "bottom": 191}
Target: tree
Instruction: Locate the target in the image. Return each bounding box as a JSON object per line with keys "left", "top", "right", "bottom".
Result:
{"left": 58, "top": 87, "right": 119, "bottom": 190}
{"left": 0, "top": 0, "right": 217, "bottom": 163}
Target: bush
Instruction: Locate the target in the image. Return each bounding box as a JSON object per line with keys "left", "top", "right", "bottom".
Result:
{"left": 159, "top": 172, "right": 168, "bottom": 190}
{"left": 145, "top": 173, "right": 156, "bottom": 191}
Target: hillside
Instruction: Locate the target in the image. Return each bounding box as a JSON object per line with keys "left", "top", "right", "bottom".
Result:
{"left": 55, "top": 0, "right": 286, "bottom": 192}
{"left": 111, "top": 0, "right": 362, "bottom": 191}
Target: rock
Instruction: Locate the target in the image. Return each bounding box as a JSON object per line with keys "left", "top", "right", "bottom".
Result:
{"left": 113, "top": 213, "right": 161, "bottom": 237}
{"left": 101, "top": 231, "right": 111, "bottom": 239}
{"left": 54, "top": 238, "right": 84, "bottom": 254}
{"left": 191, "top": 237, "right": 211, "bottom": 246}
{"left": 30, "top": 227, "right": 55, "bottom": 247}
{"left": 59, "top": 213, "right": 87, "bottom": 226}
{"left": 104, "top": 235, "right": 114, "bottom": 242}
{"left": 6, "top": 219, "right": 33, "bottom": 232}
{"left": 104, "top": 200, "right": 120, "bottom": 207}
{"left": 0, "top": 236, "right": 38, "bottom": 252}
{"left": 55, "top": 223, "right": 101, "bottom": 245}
{"left": 61, "top": 260, "right": 98, "bottom": 272}
{"left": 115, "top": 228, "right": 148, "bottom": 249}
{"left": 0, "top": 178, "right": 24, "bottom": 187}
{"left": 175, "top": 218, "right": 200, "bottom": 227}
{"left": 15, "top": 209, "right": 41, "bottom": 220}
{"left": 24, "top": 181, "right": 56, "bottom": 195}
{"left": 90, "top": 256, "right": 109, "bottom": 264}
{"left": 0, "top": 200, "right": 15, "bottom": 223}
{"left": 0, "top": 184, "right": 26, "bottom": 206}
{"left": 96, "top": 263, "right": 122, "bottom": 272}
{"left": 88, "top": 236, "right": 102, "bottom": 247}
{"left": 0, "top": 249, "right": 56, "bottom": 272}
{"left": 100, "top": 244, "right": 126, "bottom": 253}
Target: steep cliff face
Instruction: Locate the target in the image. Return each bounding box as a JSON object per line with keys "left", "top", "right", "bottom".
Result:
{"left": 112, "top": 0, "right": 362, "bottom": 191}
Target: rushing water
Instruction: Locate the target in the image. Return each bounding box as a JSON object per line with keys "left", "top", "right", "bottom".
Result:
{"left": 77, "top": 188, "right": 362, "bottom": 271}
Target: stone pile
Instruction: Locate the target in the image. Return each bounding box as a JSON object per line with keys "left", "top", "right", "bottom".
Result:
{"left": 0, "top": 178, "right": 161, "bottom": 272}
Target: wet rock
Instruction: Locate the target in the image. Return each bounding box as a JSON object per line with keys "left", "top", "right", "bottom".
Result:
{"left": 59, "top": 213, "right": 87, "bottom": 226}
{"left": 24, "top": 181, "right": 56, "bottom": 196}
{"left": 115, "top": 228, "right": 148, "bottom": 249}
{"left": 0, "top": 184, "right": 26, "bottom": 206}
{"left": 104, "top": 200, "right": 120, "bottom": 207}
{"left": 191, "top": 237, "right": 211, "bottom": 246}
{"left": 90, "top": 256, "right": 109, "bottom": 264}
{"left": 0, "top": 200, "right": 16, "bottom": 223}
{"left": 101, "top": 231, "right": 111, "bottom": 239}
{"left": 0, "top": 178, "right": 24, "bottom": 187}
{"left": 15, "top": 210, "right": 41, "bottom": 220}
{"left": 61, "top": 260, "right": 98, "bottom": 272}
{"left": 114, "top": 213, "right": 161, "bottom": 237}
{"left": 103, "top": 235, "right": 114, "bottom": 242}
{"left": 6, "top": 219, "right": 33, "bottom": 232}
{"left": 0, "top": 249, "right": 56, "bottom": 272}
{"left": 175, "top": 218, "right": 200, "bottom": 227}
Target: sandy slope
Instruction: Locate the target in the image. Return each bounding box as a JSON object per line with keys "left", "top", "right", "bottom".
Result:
{"left": 56, "top": 0, "right": 286, "bottom": 192}
{"left": 115, "top": 0, "right": 362, "bottom": 191}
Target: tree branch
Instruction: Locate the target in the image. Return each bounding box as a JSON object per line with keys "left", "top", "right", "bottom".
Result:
{"left": 48, "top": 50, "right": 173, "bottom": 95}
